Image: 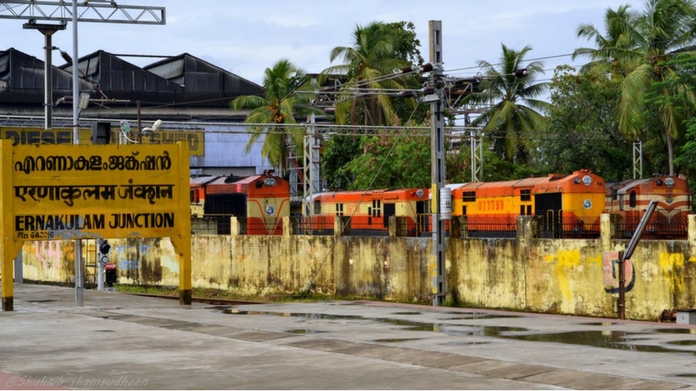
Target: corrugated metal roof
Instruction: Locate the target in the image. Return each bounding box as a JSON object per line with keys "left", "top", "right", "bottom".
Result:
{"left": 0, "top": 48, "right": 263, "bottom": 108}
{"left": 144, "top": 53, "right": 262, "bottom": 96}
{"left": 0, "top": 48, "right": 93, "bottom": 104}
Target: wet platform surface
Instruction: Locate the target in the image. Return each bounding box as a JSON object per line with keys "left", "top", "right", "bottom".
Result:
{"left": 1, "top": 283, "right": 696, "bottom": 390}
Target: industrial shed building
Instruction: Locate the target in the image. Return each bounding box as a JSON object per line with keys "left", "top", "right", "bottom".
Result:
{"left": 0, "top": 47, "right": 273, "bottom": 176}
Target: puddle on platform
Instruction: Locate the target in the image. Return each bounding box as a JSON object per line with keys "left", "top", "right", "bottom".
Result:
{"left": 673, "top": 373, "right": 696, "bottom": 378}
{"left": 392, "top": 312, "right": 422, "bottom": 315}
{"left": 219, "top": 309, "right": 696, "bottom": 354}
{"left": 373, "top": 338, "right": 423, "bottom": 343}
{"left": 496, "top": 330, "right": 696, "bottom": 353}
{"left": 666, "top": 340, "right": 696, "bottom": 346}
{"left": 651, "top": 328, "right": 696, "bottom": 334}
{"left": 579, "top": 322, "right": 617, "bottom": 326}
{"left": 287, "top": 329, "right": 328, "bottom": 334}
{"left": 441, "top": 311, "right": 521, "bottom": 319}
{"left": 222, "top": 309, "right": 363, "bottom": 320}
{"left": 439, "top": 341, "right": 492, "bottom": 346}
{"left": 376, "top": 318, "right": 442, "bottom": 331}
{"left": 205, "top": 305, "right": 233, "bottom": 310}
{"left": 93, "top": 329, "right": 115, "bottom": 332}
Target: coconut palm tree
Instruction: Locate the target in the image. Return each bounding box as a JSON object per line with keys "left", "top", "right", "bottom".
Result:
{"left": 573, "top": 5, "right": 642, "bottom": 78}
{"left": 463, "top": 44, "right": 550, "bottom": 164}
{"left": 230, "top": 59, "right": 320, "bottom": 177}
{"left": 574, "top": 0, "right": 696, "bottom": 175}
{"left": 321, "top": 22, "right": 412, "bottom": 126}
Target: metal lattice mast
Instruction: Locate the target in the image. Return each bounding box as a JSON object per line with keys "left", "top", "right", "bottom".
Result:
{"left": 0, "top": 1, "right": 165, "bottom": 24}
{"left": 1, "top": 1, "right": 165, "bottom": 130}
{"left": 633, "top": 141, "right": 643, "bottom": 179}
{"left": 471, "top": 129, "right": 483, "bottom": 182}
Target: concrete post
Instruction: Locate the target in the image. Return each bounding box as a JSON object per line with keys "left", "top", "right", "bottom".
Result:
{"left": 334, "top": 216, "right": 351, "bottom": 237}
{"left": 388, "top": 216, "right": 396, "bottom": 237}
{"left": 230, "top": 216, "right": 240, "bottom": 237}
{"left": 450, "top": 216, "right": 467, "bottom": 239}
{"left": 516, "top": 214, "right": 536, "bottom": 282}
{"left": 283, "top": 216, "right": 296, "bottom": 237}
{"left": 516, "top": 216, "right": 536, "bottom": 246}
{"left": 688, "top": 214, "right": 696, "bottom": 251}
{"left": 600, "top": 214, "right": 612, "bottom": 251}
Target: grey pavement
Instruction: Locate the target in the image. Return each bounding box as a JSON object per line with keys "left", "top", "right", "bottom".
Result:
{"left": 1, "top": 284, "right": 696, "bottom": 390}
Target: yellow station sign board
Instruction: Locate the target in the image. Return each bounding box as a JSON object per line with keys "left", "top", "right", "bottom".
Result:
{"left": 10, "top": 143, "right": 190, "bottom": 240}
{"left": 0, "top": 141, "right": 192, "bottom": 310}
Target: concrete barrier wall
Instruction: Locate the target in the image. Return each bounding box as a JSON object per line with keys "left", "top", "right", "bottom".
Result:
{"left": 18, "top": 215, "right": 696, "bottom": 321}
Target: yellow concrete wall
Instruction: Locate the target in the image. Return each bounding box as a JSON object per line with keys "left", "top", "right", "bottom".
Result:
{"left": 18, "top": 219, "right": 696, "bottom": 321}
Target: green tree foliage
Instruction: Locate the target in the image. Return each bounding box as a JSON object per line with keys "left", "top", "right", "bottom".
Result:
{"left": 574, "top": 5, "right": 642, "bottom": 78}
{"left": 230, "top": 59, "right": 321, "bottom": 177}
{"left": 339, "top": 133, "right": 431, "bottom": 189}
{"left": 463, "top": 44, "right": 551, "bottom": 165}
{"left": 445, "top": 138, "right": 538, "bottom": 183}
{"left": 651, "top": 55, "right": 696, "bottom": 192}
{"left": 676, "top": 119, "right": 696, "bottom": 206}
{"left": 543, "top": 66, "right": 633, "bottom": 180}
{"left": 574, "top": 0, "right": 696, "bottom": 176}
{"left": 321, "top": 22, "right": 414, "bottom": 126}
{"left": 385, "top": 21, "right": 429, "bottom": 126}
{"left": 320, "top": 135, "right": 361, "bottom": 190}
{"left": 320, "top": 21, "right": 431, "bottom": 190}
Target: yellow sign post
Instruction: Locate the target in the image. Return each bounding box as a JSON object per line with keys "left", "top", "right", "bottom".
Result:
{"left": 0, "top": 140, "right": 191, "bottom": 311}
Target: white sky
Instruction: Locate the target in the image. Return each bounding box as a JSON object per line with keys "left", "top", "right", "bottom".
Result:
{"left": 1, "top": 0, "right": 645, "bottom": 85}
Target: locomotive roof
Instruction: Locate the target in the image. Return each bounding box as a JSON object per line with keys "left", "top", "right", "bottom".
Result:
{"left": 312, "top": 188, "right": 428, "bottom": 200}
{"left": 609, "top": 176, "right": 689, "bottom": 196}
{"left": 190, "top": 175, "right": 221, "bottom": 186}
{"left": 452, "top": 170, "right": 604, "bottom": 195}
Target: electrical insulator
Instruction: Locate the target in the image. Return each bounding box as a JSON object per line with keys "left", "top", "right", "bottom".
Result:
{"left": 515, "top": 68, "right": 529, "bottom": 78}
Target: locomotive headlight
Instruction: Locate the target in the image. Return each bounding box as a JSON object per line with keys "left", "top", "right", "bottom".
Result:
{"left": 263, "top": 177, "right": 277, "bottom": 186}
{"left": 582, "top": 175, "right": 593, "bottom": 186}
{"left": 665, "top": 177, "right": 675, "bottom": 187}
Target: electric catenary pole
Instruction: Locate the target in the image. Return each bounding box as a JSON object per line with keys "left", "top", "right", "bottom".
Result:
{"left": 425, "top": 21, "right": 448, "bottom": 306}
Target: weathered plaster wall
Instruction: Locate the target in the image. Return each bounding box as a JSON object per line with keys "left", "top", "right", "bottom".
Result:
{"left": 18, "top": 215, "right": 696, "bottom": 321}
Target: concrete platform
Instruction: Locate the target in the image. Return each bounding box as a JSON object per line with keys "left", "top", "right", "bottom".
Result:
{"left": 1, "top": 284, "right": 696, "bottom": 390}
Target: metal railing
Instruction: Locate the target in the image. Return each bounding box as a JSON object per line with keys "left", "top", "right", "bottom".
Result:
{"left": 613, "top": 213, "right": 688, "bottom": 240}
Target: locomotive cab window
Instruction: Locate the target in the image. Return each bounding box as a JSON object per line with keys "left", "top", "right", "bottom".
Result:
{"left": 520, "top": 189, "right": 531, "bottom": 202}
{"left": 372, "top": 200, "right": 381, "bottom": 217}
{"left": 335, "top": 203, "right": 344, "bottom": 216}
{"left": 463, "top": 191, "right": 476, "bottom": 202}
{"left": 313, "top": 200, "right": 322, "bottom": 215}
{"left": 629, "top": 191, "right": 637, "bottom": 208}
{"left": 519, "top": 205, "right": 532, "bottom": 215}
